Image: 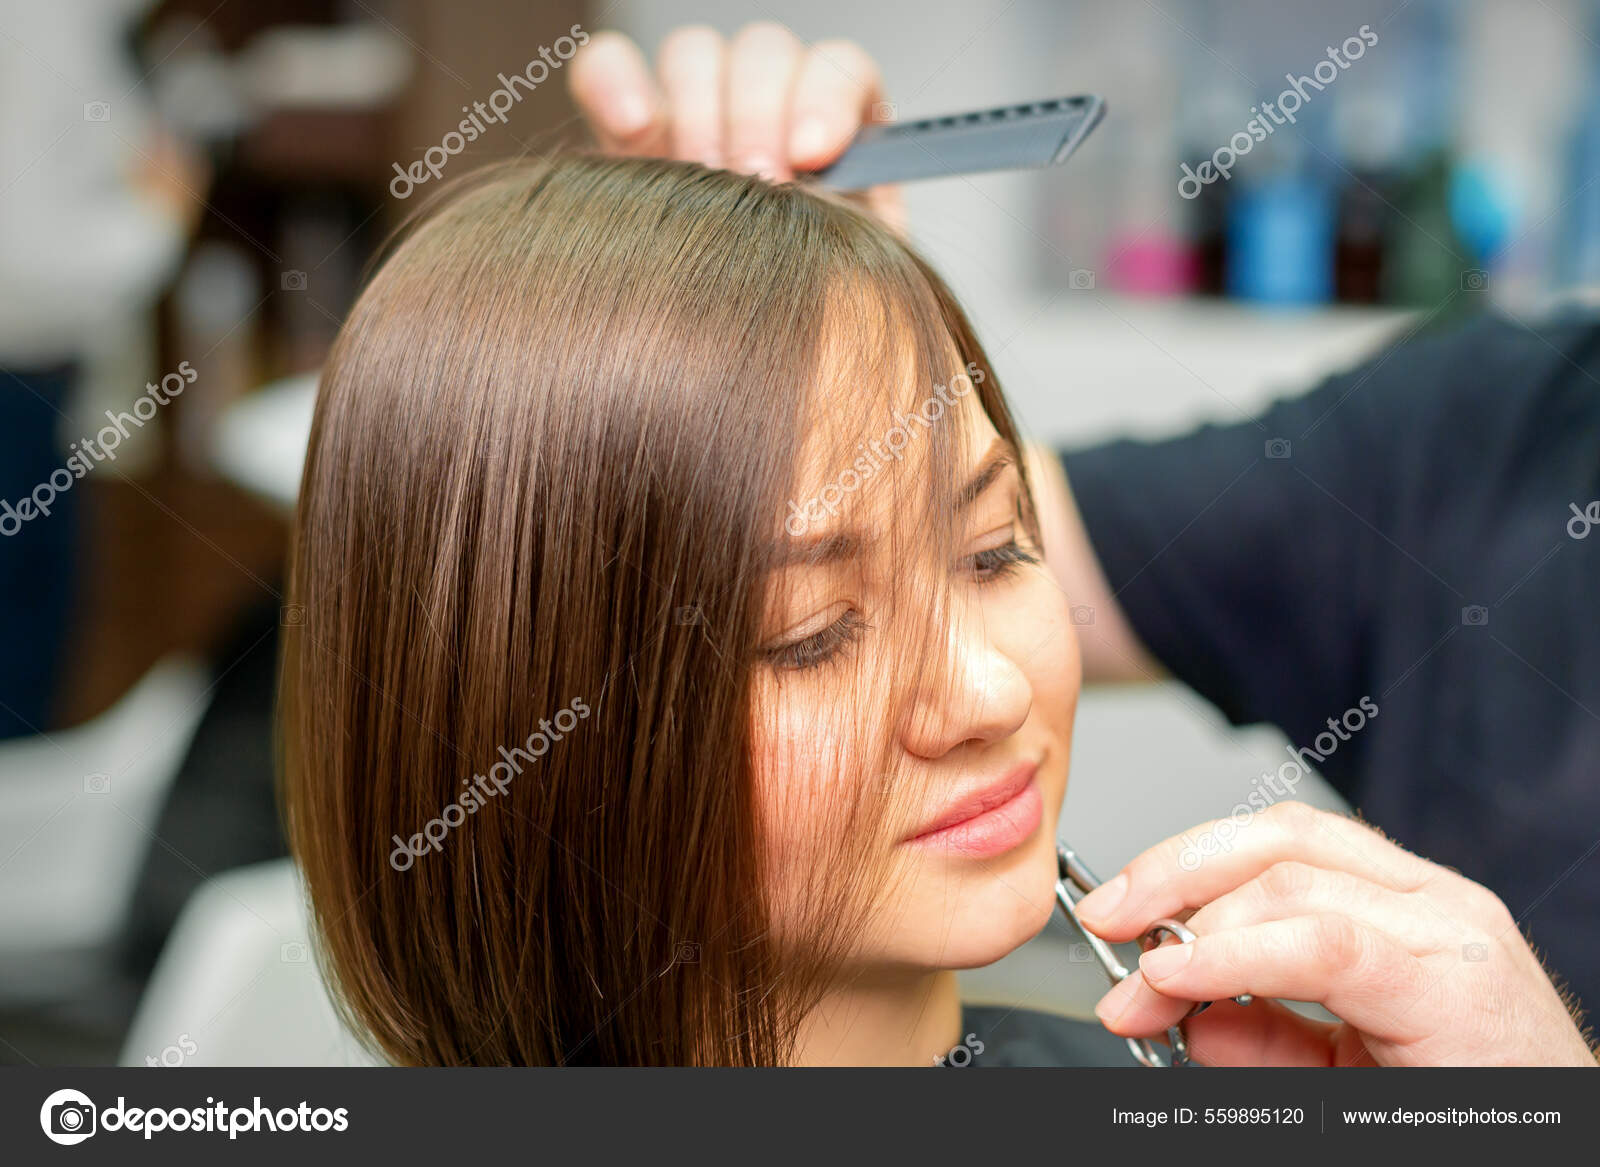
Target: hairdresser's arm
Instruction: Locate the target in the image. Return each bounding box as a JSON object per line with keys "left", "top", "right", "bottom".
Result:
{"left": 569, "top": 24, "right": 903, "bottom": 224}
{"left": 1075, "top": 801, "right": 1597, "bottom": 1066}
{"left": 1024, "top": 444, "right": 1166, "bottom": 682}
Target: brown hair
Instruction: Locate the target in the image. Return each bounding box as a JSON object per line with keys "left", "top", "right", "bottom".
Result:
{"left": 279, "top": 154, "right": 1033, "bottom": 1065}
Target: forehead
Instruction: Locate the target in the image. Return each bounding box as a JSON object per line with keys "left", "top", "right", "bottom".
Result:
{"left": 794, "top": 288, "right": 981, "bottom": 477}
{"left": 785, "top": 363, "right": 999, "bottom": 546}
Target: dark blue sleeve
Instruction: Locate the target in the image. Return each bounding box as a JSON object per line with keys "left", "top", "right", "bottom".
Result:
{"left": 1058, "top": 309, "right": 1600, "bottom": 775}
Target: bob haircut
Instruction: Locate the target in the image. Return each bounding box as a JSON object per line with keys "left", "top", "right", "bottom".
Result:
{"left": 280, "top": 153, "right": 1035, "bottom": 1065}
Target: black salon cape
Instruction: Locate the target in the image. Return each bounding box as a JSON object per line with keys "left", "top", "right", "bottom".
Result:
{"left": 957, "top": 1005, "right": 1136, "bottom": 1067}
{"left": 1059, "top": 307, "right": 1600, "bottom": 1020}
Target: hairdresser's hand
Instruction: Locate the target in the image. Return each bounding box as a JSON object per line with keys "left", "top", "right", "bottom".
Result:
{"left": 1075, "top": 801, "right": 1597, "bottom": 1066}
{"left": 569, "top": 23, "right": 904, "bottom": 227}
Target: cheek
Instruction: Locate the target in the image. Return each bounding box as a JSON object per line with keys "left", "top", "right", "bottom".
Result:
{"left": 1002, "top": 574, "right": 1081, "bottom": 734}
{"left": 749, "top": 676, "right": 863, "bottom": 915}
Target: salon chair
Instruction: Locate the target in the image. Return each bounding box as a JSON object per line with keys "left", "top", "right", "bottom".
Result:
{"left": 0, "top": 656, "right": 210, "bottom": 1005}
{"left": 120, "top": 857, "right": 377, "bottom": 1066}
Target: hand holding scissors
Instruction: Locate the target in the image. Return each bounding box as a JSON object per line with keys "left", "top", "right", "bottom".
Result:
{"left": 1068, "top": 802, "right": 1596, "bottom": 1067}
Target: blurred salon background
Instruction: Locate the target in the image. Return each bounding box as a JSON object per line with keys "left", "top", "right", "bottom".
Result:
{"left": 0, "top": 0, "right": 1589, "bottom": 1064}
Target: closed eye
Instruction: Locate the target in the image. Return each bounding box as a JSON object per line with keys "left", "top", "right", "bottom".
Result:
{"left": 763, "top": 609, "right": 869, "bottom": 672}
{"left": 967, "top": 539, "right": 1039, "bottom": 582}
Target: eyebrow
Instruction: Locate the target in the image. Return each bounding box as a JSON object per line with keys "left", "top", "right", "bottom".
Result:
{"left": 956, "top": 439, "right": 1013, "bottom": 509}
{"left": 772, "top": 438, "right": 1015, "bottom": 568}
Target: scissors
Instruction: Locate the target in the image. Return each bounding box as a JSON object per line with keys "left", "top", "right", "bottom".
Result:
{"left": 1055, "top": 840, "right": 1253, "bottom": 1067}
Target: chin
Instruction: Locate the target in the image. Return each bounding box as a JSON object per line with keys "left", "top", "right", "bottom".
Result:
{"left": 925, "top": 823, "right": 1062, "bottom": 970}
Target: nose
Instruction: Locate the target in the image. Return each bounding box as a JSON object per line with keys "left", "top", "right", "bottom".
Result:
{"left": 898, "top": 604, "right": 1032, "bottom": 759}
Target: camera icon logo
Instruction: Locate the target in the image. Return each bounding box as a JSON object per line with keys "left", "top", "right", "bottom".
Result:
{"left": 40, "top": 1088, "right": 97, "bottom": 1145}
{"left": 83, "top": 772, "right": 110, "bottom": 795}
{"left": 673, "top": 940, "right": 701, "bottom": 964}
{"left": 674, "top": 605, "right": 703, "bottom": 626}
{"left": 280, "top": 604, "right": 307, "bottom": 627}
{"left": 281, "top": 270, "right": 308, "bottom": 292}
{"left": 280, "top": 940, "right": 308, "bottom": 963}
{"left": 1068, "top": 268, "right": 1096, "bottom": 291}
{"left": 1460, "top": 269, "right": 1489, "bottom": 291}
{"left": 1462, "top": 942, "right": 1489, "bottom": 962}
{"left": 1265, "top": 438, "right": 1292, "bottom": 459}
{"left": 1069, "top": 604, "right": 1095, "bottom": 626}
{"left": 1461, "top": 605, "right": 1489, "bottom": 627}
{"left": 82, "top": 102, "right": 111, "bottom": 122}
{"left": 871, "top": 101, "right": 898, "bottom": 122}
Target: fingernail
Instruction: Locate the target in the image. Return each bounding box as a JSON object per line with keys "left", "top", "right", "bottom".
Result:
{"left": 789, "top": 117, "right": 829, "bottom": 161}
{"left": 1074, "top": 872, "right": 1126, "bottom": 923}
{"left": 1138, "top": 942, "right": 1192, "bottom": 981}
{"left": 610, "top": 92, "right": 652, "bottom": 135}
{"left": 1093, "top": 976, "right": 1140, "bottom": 1027}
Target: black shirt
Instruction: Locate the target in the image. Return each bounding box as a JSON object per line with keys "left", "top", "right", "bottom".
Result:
{"left": 1060, "top": 309, "right": 1600, "bottom": 1019}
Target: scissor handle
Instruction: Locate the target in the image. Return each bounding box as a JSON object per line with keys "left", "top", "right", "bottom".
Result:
{"left": 1055, "top": 842, "right": 1251, "bottom": 1066}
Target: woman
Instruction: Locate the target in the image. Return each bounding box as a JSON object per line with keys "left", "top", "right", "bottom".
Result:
{"left": 280, "top": 151, "right": 1593, "bottom": 1067}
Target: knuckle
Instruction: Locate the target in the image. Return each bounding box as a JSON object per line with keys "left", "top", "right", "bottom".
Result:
{"left": 573, "top": 29, "right": 632, "bottom": 70}
{"left": 1259, "top": 860, "right": 1317, "bottom": 904}
{"left": 659, "top": 25, "right": 722, "bottom": 70}
{"left": 1306, "top": 911, "right": 1366, "bottom": 967}
{"left": 1262, "top": 798, "right": 1318, "bottom": 835}
{"left": 569, "top": 33, "right": 637, "bottom": 102}
{"left": 1461, "top": 879, "right": 1515, "bottom": 930}
{"left": 732, "top": 21, "right": 799, "bottom": 53}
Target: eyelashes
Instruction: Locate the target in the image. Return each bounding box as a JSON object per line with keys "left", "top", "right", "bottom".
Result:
{"left": 967, "top": 538, "right": 1040, "bottom": 582}
{"left": 762, "top": 536, "right": 1041, "bottom": 674}
{"left": 764, "top": 608, "right": 870, "bottom": 672}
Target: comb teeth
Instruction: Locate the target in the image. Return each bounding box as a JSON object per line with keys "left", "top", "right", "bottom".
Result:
{"left": 814, "top": 94, "right": 1105, "bottom": 191}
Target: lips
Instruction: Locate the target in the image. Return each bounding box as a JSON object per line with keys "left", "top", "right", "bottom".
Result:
{"left": 903, "top": 761, "right": 1043, "bottom": 858}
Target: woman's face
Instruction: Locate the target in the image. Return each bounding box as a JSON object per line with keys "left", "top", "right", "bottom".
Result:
{"left": 751, "top": 348, "right": 1080, "bottom": 973}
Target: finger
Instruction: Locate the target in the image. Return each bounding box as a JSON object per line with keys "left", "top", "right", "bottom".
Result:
{"left": 656, "top": 25, "right": 726, "bottom": 166}
{"left": 1092, "top": 958, "right": 1193, "bottom": 1036}
{"left": 569, "top": 31, "right": 670, "bottom": 155}
{"left": 724, "top": 22, "right": 806, "bottom": 179}
{"left": 785, "top": 39, "right": 885, "bottom": 170}
{"left": 1185, "top": 861, "right": 1464, "bottom": 955}
{"left": 1180, "top": 999, "right": 1346, "bottom": 1068}
{"left": 1075, "top": 801, "right": 1436, "bottom": 943}
{"left": 1131, "top": 913, "right": 1436, "bottom": 1045}
{"left": 1096, "top": 966, "right": 1345, "bottom": 1066}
